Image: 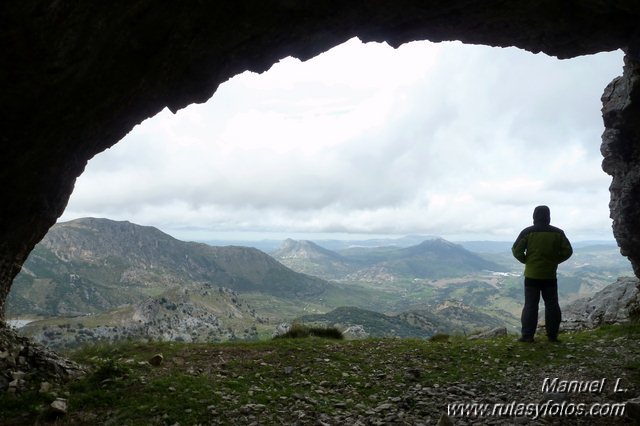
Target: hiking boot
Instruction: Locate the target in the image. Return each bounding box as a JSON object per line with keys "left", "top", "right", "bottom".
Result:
{"left": 548, "top": 336, "right": 561, "bottom": 343}
{"left": 518, "top": 336, "right": 534, "bottom": 343}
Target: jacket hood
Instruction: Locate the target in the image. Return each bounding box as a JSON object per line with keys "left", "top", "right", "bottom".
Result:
{"left": 533, "top": 205, "right": 551, "bottom": 225}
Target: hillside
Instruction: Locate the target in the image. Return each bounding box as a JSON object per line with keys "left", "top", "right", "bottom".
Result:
{"left": 399, "top": 300, "right": 507, "bottom": 335}
{"left": 8, "top": 218, "right": 633, "bottom": 349}
{"left": 18, "top": 285, "right": 277, "bottom": 349}
{"left": 294, "top": 301, "right": 511, "bottom": 338}
{"left": 367, "top": 238, "right": 505, "bottom": 279}
{"left": 297, "top": 306, "right": 436, "bottom": 338}
{"left": 7, "top": 218, "right": 332, "bottom": 317}
{"left": 273, "top": 237, "right": 505, "bottom": 282}
{"left": 271, "top": 239, "right": 356, "bottom": 280}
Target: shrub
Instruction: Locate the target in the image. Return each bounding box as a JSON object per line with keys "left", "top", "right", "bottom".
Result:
{"left": 90, "top": 359, "right": 131, "bottom": 384}
{"left": 308, "top": 326, "right": 343, "bottom": 339}
{"left": 274, "top": 322, "right": 343, "bottom": 340}
{"left": 429, "top": 333, "right": 450, "bottom": 342}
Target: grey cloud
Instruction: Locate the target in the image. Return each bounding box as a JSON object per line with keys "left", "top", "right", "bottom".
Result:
{"left": 62, "top": 40, "right": 624, "bottom": 241}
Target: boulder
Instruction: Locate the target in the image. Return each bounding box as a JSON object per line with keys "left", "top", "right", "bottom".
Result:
{"left": 626, "top": 396, "right": 640, "bottom": 422}
{"left": 467, "top": 326, "right": 507, "bottom": 340}
{"left": 562, "top": 277, "right": 640, "bottom": 331}
{"left": 148, "top": 354, "right": 164, "bottom": 367}
{"left": 272, "top": 323, "right": 291, "bottom": 337}
{"left": 50, "top": 398, "right": 68, "bottom": 415}
{"left": 342, "top": 325, "right": 369, "bottom": 339}
{"left": 0, "top": 324, "right": 84, "bottom": 393}
{"left": 437, "top": 413, "right": 455, "bottom": 426}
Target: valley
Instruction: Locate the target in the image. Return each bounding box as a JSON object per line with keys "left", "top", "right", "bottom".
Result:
{"left": 5, "top": 218, "right": 634, "bottom": 348}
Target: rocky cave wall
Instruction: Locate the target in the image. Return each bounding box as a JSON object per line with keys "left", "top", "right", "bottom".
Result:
{"left": 602, "top": 50, "right": 640, "bottom": 278}
{"left": 1, "top": 1, "right": 640, "bottom": 315}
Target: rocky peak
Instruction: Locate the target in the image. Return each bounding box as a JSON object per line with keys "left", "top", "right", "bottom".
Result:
{"left": 273, "top": 239, "right": 344, "bottom": 261}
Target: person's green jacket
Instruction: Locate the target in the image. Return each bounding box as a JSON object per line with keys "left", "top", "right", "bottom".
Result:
{"left": 512, "top": 213, "right": 573, "bottom": 280}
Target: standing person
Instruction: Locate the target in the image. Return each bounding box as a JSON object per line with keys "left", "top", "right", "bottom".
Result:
{"left": 512, "top": 205, "right": 573, "bottom": 342}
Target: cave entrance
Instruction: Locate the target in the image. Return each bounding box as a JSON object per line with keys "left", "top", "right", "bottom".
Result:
{"left": 6, "top": 38, "right": 634, "bottom": 345}
{"left": 60, "top": 38, "right": 623, "bottom": 245}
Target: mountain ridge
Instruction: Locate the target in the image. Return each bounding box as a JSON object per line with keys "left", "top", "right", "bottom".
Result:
{"left": 273, "top": 236, "right": 505, "bottom": 281}
{"left": 9, "top": 218, "right": 333, "bottom": 317}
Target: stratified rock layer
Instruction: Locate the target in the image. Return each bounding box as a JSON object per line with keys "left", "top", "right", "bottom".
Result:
{"left": 1, "top": 2, "right": 640, "bottom": 315}
{"left": 0, "top": 323, "right": 85, "bottom": 394}
{"left": 562, "top": 276, "right": 640, "bottom": 330}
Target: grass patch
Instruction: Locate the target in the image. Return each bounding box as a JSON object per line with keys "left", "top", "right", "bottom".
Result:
{"left": 428, "top": 333, "right": 450, "bottom": 342}
{"left": 0, "top": 389, "right": 55, "bottom": 424}
{"left": 1, "top": 323, "right": 638, "bottom": 425}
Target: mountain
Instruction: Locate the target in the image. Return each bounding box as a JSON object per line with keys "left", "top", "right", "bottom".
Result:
{"left": 7, "top": 218, "right": 332, "bottom": 317}
{"left": 308, "top": 235, "right": 438, "bottom": 251}
{"left": 272, "top": 239, "right": 357, "bottom": 280}
{"left": 274, "top": 237, "right": 505, "bottom": 281}
{"left": 10, "top": 217, "right": 626, "bottom": 346}
{"left": 201, "top": 235, "right": 440, "bottom": 253}
{"left": 366, "top": 238, "right": 505, "bottom": 279}
{"left": 456, "top": 241, "right": 514, "bottom": 254}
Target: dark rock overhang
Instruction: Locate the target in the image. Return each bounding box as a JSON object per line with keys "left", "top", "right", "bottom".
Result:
{"left": 1, "top": 1, "right": 639, "bottom": 314}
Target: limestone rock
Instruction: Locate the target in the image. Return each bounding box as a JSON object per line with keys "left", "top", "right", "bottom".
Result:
{"left": 342, "top": 325, "right": 369, "bottom": 339}
{"left": 11, "top": 370, "right": 26, "bottom": 381}
{"left": 39, "top": 381, "right": 52, "bottom": 393}
{"left": 467, "top": 326, "right": 507, "bottom": 340}
{"left": 50, "top": 398, "right": 68, "bottom": 415}
{"left": 626, "top": 396, "right": 640, "bottom": 422}
{"left": 404, "top": 368, "right": 422, "bottom": 381}
{"left": 562, "top": 277, "right": 640, "bottom": 331}
{"left": 272, "top": 323, "right": 291, "bottom": 337}
{"left": 601, "top": 53, "right": 640, "bottom": 278}
{"left": 148, "top": 354, "right": 164, "bottom": 366}
{"left": 437, "top": 413, "right": 454, "bottom": 426}
{"left": 0, "top": 324, "right": 84, "bottom": 393}
{"left": 9, "top": 379, "right": 25, "bottom": 389}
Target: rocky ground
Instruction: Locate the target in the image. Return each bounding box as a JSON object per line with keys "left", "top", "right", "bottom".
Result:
{"left": 562, "top": 277, "right": 640, "bottom": 331}
{"left": 17, "top": 286, "right": 266, "bottom": 350}
{"left": 1, "top": 323, "right": 639, "bottom": 425}
{"left": 0, "top": 323, "right": 85, "bottom": 394}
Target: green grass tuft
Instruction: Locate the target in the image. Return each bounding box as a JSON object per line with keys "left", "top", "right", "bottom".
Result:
{"left": 428, "top": 333, "right": 450, "bottom": 342}
{"left": 274, "top": 322, "right": 344, "bottom": 340}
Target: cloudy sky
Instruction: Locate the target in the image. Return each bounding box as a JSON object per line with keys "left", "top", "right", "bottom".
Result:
{"left": 60, "top": 38, "right": 624, "bottom": 243}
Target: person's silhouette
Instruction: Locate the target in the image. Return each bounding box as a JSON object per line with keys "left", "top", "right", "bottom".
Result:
{"left": 512, "top": 205, "right": 573, "bottom": 342}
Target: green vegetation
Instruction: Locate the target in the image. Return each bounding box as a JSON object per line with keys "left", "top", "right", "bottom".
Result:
{"left": 2, "top": 324, "right": 638, "bottom": 425}
{"left": 7, "top": 218, "right": 335, "bottom": 319}
{"left": 428, "top": 333, "right": 450, "bottom": 342}
{"left": 274, "top": 322, "right": 344, "bottom": 340}
{"left": 298, "top": 306, "right": 436, "bottom": 338}
{"left": 7, "top": 219, "right": 636, "bottom": 352}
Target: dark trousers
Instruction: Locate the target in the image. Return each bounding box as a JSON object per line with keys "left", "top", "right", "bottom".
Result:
{"left": 521, "top": 277, "right": 561, "bottom": 339}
